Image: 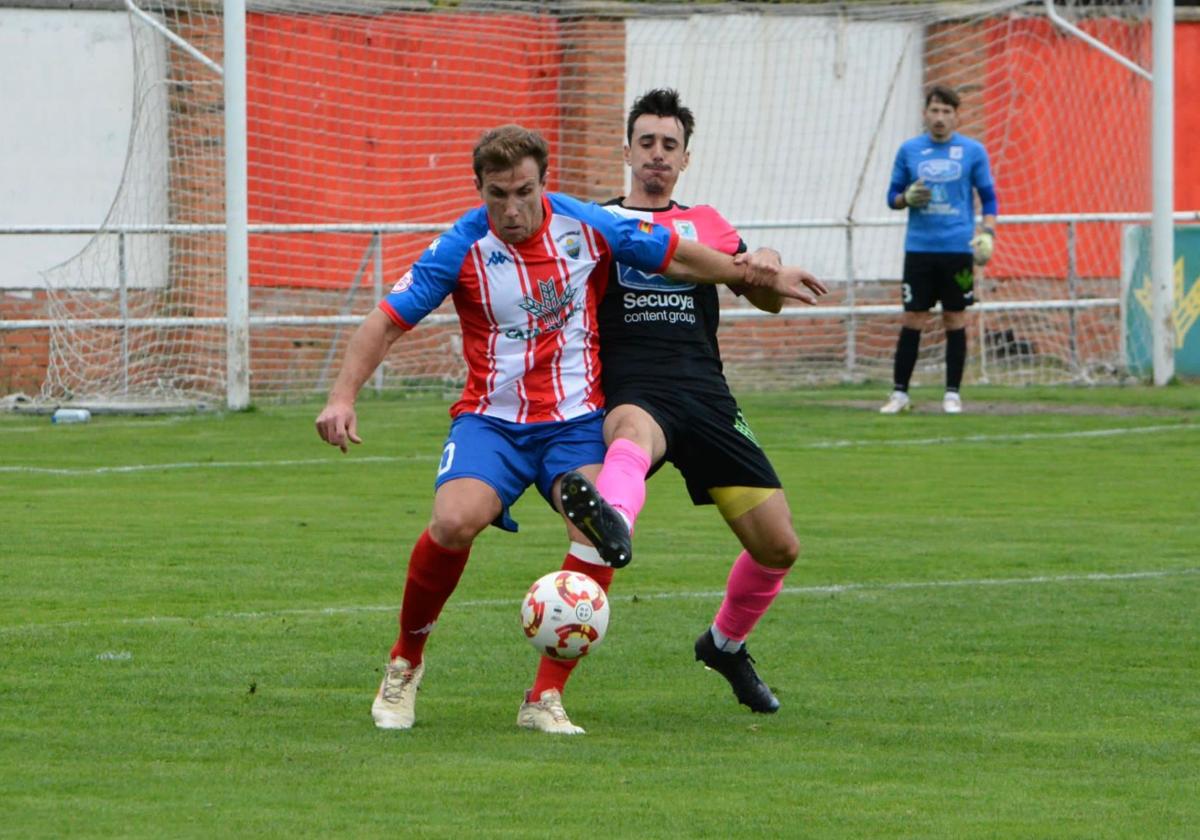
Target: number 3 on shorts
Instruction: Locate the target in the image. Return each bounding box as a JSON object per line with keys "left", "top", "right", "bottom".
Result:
{"left": 437, "top": 442, "right": 456, "bottom": 477}
{"left": 901, "top": 282, "right": 913, "bottom": 305}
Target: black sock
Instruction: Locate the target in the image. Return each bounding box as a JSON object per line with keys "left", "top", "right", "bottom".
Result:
{"left": 946, "top": 328, "right": 966, "bottom": 392}
{"left": 893, "top": 327, "right": 922, "bottom": 391}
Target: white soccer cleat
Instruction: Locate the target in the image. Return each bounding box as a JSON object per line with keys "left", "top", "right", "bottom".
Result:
{"left": 943, "top": 392, "right": 963, "bottom": 414}
{"left": 517, "top": 689, "right": 585, "bottom": 735}
{"left": 371, "top": 656, "right": 424, "bottom": 730}
{"left": 879, "top": 391, "right": 911, "bottom": 414}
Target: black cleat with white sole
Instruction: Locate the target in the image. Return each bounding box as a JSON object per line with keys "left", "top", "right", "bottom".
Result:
{"left": 694, "top": 628, "right": 780, "bottom": 713}
{"left": 559, "top": 470, "right": 632, "bottom": 568}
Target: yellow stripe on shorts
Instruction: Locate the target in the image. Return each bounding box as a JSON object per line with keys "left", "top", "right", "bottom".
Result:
{"left": 709, "top": 486, "right": 776, "bottom": 522}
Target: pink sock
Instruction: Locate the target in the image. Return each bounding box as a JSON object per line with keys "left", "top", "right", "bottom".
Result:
{"left": 714, "top": 550, "right": 790, "bottom": 642}
{"left": 594, "top": 438, "right": 651, "bottom": 531}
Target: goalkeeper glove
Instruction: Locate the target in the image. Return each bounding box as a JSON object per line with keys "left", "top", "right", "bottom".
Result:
{"left": 971, "top": 227, "right": 995, "bottom": 266}
{"left": 903, "top": 179, "right": 932, "bottom": 208}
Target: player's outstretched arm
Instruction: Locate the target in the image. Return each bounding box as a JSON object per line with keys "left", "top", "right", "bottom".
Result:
{"left": 664, "top": 239, "right": 827, "bottom": 305}
{"left": 315, "top": 308, "right": 405, "bottom": 453}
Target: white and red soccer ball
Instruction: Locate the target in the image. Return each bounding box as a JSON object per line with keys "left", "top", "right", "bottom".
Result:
{"left": 521, "top": 570, "right": 610, "bottom": 660}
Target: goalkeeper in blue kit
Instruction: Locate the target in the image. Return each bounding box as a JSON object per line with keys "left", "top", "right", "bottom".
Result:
{"left": 882, "top": 84, "right": 998, "bottom": 415}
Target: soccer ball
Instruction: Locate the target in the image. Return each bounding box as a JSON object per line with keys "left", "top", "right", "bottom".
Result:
{"left": 520, "top": 570, "right": 610, "bottom": 660}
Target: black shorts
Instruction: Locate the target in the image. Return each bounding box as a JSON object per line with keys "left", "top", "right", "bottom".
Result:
{"left": 902, "top": 251, "right": 976, "bottom": 312}
{"left": 605, "top": 384, "right": 781, "bottom": 506}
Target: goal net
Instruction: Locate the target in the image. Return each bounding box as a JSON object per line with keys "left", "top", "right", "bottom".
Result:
{"left": 37, "top": 0, "right": 1156, "bottom": 407}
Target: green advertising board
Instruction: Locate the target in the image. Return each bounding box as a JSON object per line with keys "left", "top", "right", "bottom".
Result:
{"left": 1122, "top": 225, "right": 1200, "bottom": 377}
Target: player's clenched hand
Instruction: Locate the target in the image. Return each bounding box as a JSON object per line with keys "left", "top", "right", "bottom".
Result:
{"left": 970, "top": 228, "right": 995, "bottom": 266}
{"left": 904, "top": 179, "right": 932, "bottom": 208}
{"left": 315, "top": 401, "right": 362, "bottom": 453}
{"left": 733, "top": 247, "right": 782, "bottom": 288}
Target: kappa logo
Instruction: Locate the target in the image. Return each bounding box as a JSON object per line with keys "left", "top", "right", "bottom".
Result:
{"left": 486, "top": 251, "right": 511, "bottom": 267}
{"left": 555, "top": 230, "right": 582, "bottom": 259}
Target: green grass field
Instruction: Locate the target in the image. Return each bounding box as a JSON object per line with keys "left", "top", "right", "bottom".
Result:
{"left": 2, "top": 385, "right": 1198, "bottom": 838}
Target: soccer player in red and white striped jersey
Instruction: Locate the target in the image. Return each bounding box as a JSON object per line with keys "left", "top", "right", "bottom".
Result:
{"left": 315, "top": 125, "right": 822, "bottom": 734}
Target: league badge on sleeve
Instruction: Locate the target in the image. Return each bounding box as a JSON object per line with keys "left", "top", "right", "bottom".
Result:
{"left": 391, "top": 270, "right": 414, "bottom": 294}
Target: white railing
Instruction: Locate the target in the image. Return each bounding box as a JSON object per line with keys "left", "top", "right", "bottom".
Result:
{"left": 3, "top": 211, "right": 1197, "bottom": 388}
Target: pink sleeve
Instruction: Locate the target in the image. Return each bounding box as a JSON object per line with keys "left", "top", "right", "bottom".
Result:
{"left": 688, "top": 205, "right": 743, "bottom": 256}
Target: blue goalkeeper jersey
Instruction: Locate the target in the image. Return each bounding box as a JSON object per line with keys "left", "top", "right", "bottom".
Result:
{"left": 888, "top": 132, "right": 995, "bottom": 253}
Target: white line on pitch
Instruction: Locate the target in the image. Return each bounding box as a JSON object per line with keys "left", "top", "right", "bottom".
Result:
{"left": 0, "top": 454, "right": 432, "bottom": 475}
{"left": 2, "top": 567, "right": 1195, "bottom": 636}
{"left": 0, "top": 414, "right": 207, "bottom": 433}
{"left": 4, "top": 422, "right": 1196, "bottom": 475}
{"left": 777, "top": 422, "right": 1199, "bottom": 450}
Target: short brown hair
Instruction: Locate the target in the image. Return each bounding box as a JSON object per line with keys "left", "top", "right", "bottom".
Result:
{"left": 472, "top": 125, "right": 549, "bottom": 182}
{"left": 925, "top": 84, "right": 960, "bottom": 110}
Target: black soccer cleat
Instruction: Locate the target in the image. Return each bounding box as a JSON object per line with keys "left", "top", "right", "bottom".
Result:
{"left": 694, "top": 629, "right": 780, "bottom": 714}
{"left": 559, "top": 470, "right": 632, "bottom": 568}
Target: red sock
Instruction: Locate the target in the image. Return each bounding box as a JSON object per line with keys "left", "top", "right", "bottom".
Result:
{"left": 528, "top": 553, "right": 614, "bottom": 700}
{"left": 389, "top": 529, "right": 470, "bottom": 667}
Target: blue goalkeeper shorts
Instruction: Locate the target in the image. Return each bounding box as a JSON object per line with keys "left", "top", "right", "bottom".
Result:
{"left": 434, "top": 410, "right": 606, "bottom": 532}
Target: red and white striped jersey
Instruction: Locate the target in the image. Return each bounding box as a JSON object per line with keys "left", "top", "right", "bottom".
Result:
{"left": 380, "top": 193, "right": 678, "bottom": 423}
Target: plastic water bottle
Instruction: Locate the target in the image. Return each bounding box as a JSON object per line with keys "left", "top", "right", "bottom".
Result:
{"left": 51, "top": 408, "right": 91, "bottom": 424}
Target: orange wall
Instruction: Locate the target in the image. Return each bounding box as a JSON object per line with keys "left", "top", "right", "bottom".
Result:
{"left": 246, "top": 12, "right": 564, "bottom": 290}
{"left": 1177, "top": 22, "right": 1200, "bottom": 212}
{"left": 980, "top": 19, "right": 1199, "bottom": 281}
{"left": 243, "top": 16, "right": 1200, "bottom": 289}
{"left": 981, "top": 19, "right": 1151, "bottom": 279}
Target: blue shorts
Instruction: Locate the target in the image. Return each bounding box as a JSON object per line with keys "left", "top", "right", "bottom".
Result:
{"left": 434, "top": 410, "right": 607, "bottom": 533}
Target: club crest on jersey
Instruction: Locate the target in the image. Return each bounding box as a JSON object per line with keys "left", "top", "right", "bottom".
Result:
{"left": 509, "top": 279, "right": 577, "bottom": 340}
{"left": 391, "top": 270, "right": 415, "bottom": 293}
{"left": 673, "top": 220, "right": 698, "bottom": 240}
{"left": 949, "top": 145, "right": 963, "bottom": 159}
{"left": 637, "top": 221, "right": 654, "bottom": 235}
{"left": 555, "top": 230, "right": 583, "bottom": 259}
{"left": 486, "top": 251, "right": 511, "bottom": 267}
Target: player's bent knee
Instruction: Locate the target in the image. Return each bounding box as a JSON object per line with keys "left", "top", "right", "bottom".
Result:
{"left": 428, "top": 506, "right": 493, "bottom": 549}
{"left": 428, "top": 517, "right": 486, "bottom": 550}
{"left": 754, "top": 532, "right": 800, "bottom": 569}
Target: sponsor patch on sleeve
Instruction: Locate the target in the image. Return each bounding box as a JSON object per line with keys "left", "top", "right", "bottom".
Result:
{"left": 391, "top": 270, "right": 414, "bottom": 294}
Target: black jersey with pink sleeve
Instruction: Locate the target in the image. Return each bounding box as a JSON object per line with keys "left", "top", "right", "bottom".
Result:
{"left": 598, "top": 200, "right": 746, "bottom": 393}
{"left": 378, "top": 193, "right": 678, "bottom": 423}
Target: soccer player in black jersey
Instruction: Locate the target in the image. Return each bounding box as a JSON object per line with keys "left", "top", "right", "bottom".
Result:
{"left": 528, "top": 89, "right": 826, "bottom": 721}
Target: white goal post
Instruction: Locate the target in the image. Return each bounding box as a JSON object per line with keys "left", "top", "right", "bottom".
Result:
{"left": 2, "top": 0, "right": 1182, "bottom": 408}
